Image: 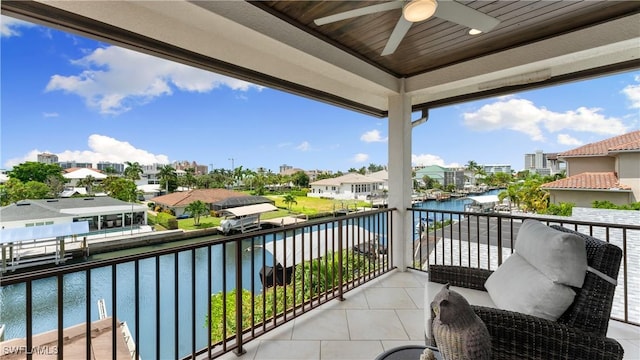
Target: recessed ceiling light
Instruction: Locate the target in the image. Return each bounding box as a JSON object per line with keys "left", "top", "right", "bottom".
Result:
{"left": 468, "top": 29, "right": 483, "bottom": 35}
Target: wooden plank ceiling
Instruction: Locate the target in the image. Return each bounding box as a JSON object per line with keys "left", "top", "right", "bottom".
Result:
{"left": 253, "top": 1, "right": 640, "bottom": 77}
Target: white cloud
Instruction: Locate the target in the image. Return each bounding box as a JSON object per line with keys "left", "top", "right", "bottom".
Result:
{"left": 352, "top": 153, "right": 369, "bottom": 163}
{"left": 412, "top": 154, "right": 460, "bottom": 168}
{"left": 4, "top": 149, "right": 42, "bottom": 169}
{"left": 3, "top": 134, "right": 169, "bottom": 169}
{"left": 622, "top": 75, "right": 640, "bottom": 109}
{"left": 45, "top": 46, "right": 263, "bottom": 115}
{"left": 296, "top": 141, "right": 310, "bottom": 151}
{"left": 360, "top": 129, "right": 387, "bottom": 143}
{"left": 556, "top": 134, "right": 583, "bottom": 146}
{"left": 463, "top": 98, "right": 628, "bottom": 141}
{"left": 1, "top": 16, "right": 35, "bottom": 37}
{"left": 43, "top": 112, "right": 59, "bottom": 118}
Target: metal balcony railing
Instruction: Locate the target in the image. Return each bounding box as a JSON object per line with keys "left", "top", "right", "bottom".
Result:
{"left": 0, "top": 208, "right": 394, "bottom": 359}
{"left": 409, "top": 208, "right": 640, "bottom": 327}
{"left": 2, "top": 206, "right": 636, "bottom": 360}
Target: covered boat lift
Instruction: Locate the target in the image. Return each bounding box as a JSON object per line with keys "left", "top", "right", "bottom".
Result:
{"left": 464, "top": 195, "right": 502, "bottom": 213}
{"left": 217, "top": 203, "right": 278, "bottom": 234}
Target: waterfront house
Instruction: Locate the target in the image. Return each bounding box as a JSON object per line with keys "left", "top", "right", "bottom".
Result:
{"left": 1, "top": 2, "right": 638, "bottom": 359}
{"left": 414, "top": 165, "right": 467, "bottom": 190}
{"left": 150, "top": 188, "right": 259, "bottom": 216}
{"left": 415, "top": 165, "right": 446, "bottom": 187}
{"left": 542, "top": 130, "right": 640, "bottom": 206}
{"left": 0, "top": 197, "right": 147, "bottom": 231}
{"left": 369, "top": 169, "right": 389, "bottom": 190}
{"left": 308, "top": 173, "right": 384, "bottom": 200}
{"left": 62, "top": 167, "right": 107, "bottom": 187}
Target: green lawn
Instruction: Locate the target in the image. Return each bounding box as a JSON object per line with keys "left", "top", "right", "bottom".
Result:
{"left": 168, "top": 195, "right": 371, "bottom": 231}
{"left": 266, "top": 195, "right": 371, "bottom": 215}
{"left": 176, "top": 216, "right": 221, "bottom": 230}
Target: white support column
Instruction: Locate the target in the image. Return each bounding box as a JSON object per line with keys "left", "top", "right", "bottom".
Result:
{"left": 388, "top": 80, "right": 413, "bottom": 271}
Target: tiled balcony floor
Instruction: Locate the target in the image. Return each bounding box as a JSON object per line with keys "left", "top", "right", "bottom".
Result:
{"left": 220, "top": 269, "right": 640, "bottom": 360}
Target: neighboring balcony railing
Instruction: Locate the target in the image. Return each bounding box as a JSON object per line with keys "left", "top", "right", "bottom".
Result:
{"left": 0, "top": 208, "right": 394, "bottom": 360}
{"left": 409, "top": 208, "right": 640, "bottom": 327}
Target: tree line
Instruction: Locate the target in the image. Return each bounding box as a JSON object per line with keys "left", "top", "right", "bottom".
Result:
{"left": 2, "top": 161, "right": 384, "bottom": 205}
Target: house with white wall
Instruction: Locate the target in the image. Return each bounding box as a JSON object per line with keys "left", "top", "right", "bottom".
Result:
{"left": 308, "top": 173, "right": 384, "bottom": 200}
{"left": 0, "top": 197, "right": 147, "bottom": 231}
{"left": 63, "top": 167, "right": 107, "bottom": 187}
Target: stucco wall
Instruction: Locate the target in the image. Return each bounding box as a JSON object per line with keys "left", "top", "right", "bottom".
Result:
{"left": 567, "top": 157, "right": 614, "bottom": 175}
{"left": 618, "top": 153, "right": 640, "bottom": 202}
{"left": 548, "top": 189, "right": 632, "bottom": 207}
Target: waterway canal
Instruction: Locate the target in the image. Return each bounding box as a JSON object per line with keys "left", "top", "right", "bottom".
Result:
{"left": 0, "top": 192, "right": 502, "bottom": 358}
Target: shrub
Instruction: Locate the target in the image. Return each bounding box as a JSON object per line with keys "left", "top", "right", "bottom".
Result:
{"left": 154, "top": 212, "right": 178, "bottom": 229}
{"left": 290, "top": 189, "right": 308, "bottom": 197}
{"left": 593, "top": 200, "right": 640, "bottom": 210}
{"left": 207, "top": 251, "right": 375, "bottom": 343}
{"left": 543, "top": 202, "right": 574, "bottom": 216}
{"left": 167, "top": 218, "right": 178, "bottom": 230}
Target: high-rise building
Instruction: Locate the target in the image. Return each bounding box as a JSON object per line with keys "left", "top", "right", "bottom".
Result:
{"left": 58, "top": 161, "right": 92, "bottom": 169}
{"left": 279, "top": 164, "right": 294, "bottom": 174}
{"left": 172, "top": 160, "right": 208, "bottom": 175}
{"left": 524, "top": 150, "right": 565, "bottom": 175}
{"left": 482, "top": 164, "right": 512, "bottom": 174}
{"left": 96, "top": 161, "right": 125, "bottom": 174}
{"left": 37, "top": 152, "right": 59, "bottom": 164}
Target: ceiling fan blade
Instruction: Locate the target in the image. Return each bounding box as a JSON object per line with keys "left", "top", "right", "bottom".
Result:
{"left": 314, "top": 1, "right": 403, "bottom": 26}
{"left": 435, "top": 0, "right": 500, "bottom": 32}
{"left": 381, "top": 17, "right": 413, "bottom": 56}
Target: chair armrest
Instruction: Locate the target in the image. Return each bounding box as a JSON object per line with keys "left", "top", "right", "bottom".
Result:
{"left": 428, "top": 265, "right": 493, "bottom": 291}
{"left": 471, "top": 305, "right": 624, "bottom": 360}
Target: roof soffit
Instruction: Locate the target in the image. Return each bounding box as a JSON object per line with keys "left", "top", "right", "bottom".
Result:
{"left": 406, "top": 14, "right": 640, "bottom": 108}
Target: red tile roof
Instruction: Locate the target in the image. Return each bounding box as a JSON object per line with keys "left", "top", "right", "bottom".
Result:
{"left": 559, "top": 130, "right": 640, "bottom": 157}
{"left": 542, "top": 172, "right": 631, "bottom": 190}
{"left": 151, "top": 189, "right": 248, "bottom": 207}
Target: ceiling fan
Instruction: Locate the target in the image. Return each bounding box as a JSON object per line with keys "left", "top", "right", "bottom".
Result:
{"left": 314, "top": 0, "right": 500, "bottom": 56}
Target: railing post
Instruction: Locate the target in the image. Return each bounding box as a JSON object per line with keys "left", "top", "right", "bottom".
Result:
{"left": 234, "top": 241, "right": 245, "bottom": 356}
{"left": 496, "top": 216, "right": 503, "bottom": 267}
{"left": 1, "top": 244, "right": 6, "bottom": 273}
{"left": 26, "top": 280, "right": 32, "bottom": 360}
{"left": 338, "top": 219, "right": 344, "bottom": 301}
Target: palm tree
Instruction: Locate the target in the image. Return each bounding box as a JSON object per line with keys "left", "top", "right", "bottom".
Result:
{"left": 232, "top": 165, "right": 247, "bottom": 188}
{"left": 499, "top": 183, "right": 521, "bottom": 210}
{"left": 465, "top": 160, "right": 483, "bottom": 185}
{"left": 184, "top": 167, "right": 196, "bottom": 190}
{"left": 184, "top": 200, "right": 209, "bottom": 226}
{"left": 124, "top": 161, "right": 143, "bottom": 181}
{"left": 158, "top": 165, "right": 177, "bottom": 193}
{"left": 283, "top": 193, "right": 297, "bottom": 211}
{"left": 103, "top": 166, "right": 118, "bottom": 175}
{"left": 77, "top": 175, "right": 97, "bottom": 195}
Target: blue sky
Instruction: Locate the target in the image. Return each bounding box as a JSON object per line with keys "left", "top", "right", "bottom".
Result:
{"left": 2, "top": 16, "right": 639, "bottom": 173}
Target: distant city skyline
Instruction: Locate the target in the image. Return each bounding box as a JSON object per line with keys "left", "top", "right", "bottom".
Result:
{"left": 2, "top": 15, "right": 639, "bottom": 173}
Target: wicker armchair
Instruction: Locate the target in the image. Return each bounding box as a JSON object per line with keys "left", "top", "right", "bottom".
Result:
{"left": 428, "top": 225, "right": 624, "bottom": 360}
